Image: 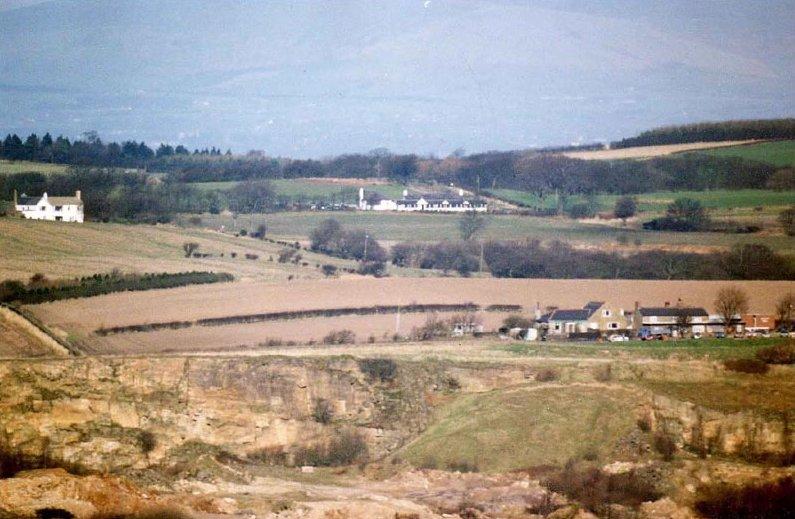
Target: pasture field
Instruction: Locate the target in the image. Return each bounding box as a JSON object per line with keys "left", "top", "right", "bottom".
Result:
{"left": 696, "top": 139, "right": 795, "bottom": 168}
{"left": 0, "top": 218, "right": 357, "bottom": 281}
{"left": 191, "top": 178, "right": 406, "bottom": 201}
{"left": 487, "top": 188, "right": 795, "bottom": 215}
{"left": 27, "top": 277, "right": 795, "bottom": 354}
{"left": 0, "top": 160, "right": 68, "bottom": 175}
{"left": 561, "top": 140, "right": 758, "bottom": 160}
{"left": 197, "top": 210, "right": 795, "bottom": 254}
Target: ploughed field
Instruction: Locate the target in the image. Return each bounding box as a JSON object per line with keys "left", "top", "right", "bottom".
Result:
{"left": 28, "top": 277, "right": 795, "bottom": 354}
{"left": 562, "top": 140, "right": 761, "bottom": 160}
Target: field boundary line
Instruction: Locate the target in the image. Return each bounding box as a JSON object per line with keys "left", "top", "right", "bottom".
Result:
{"left": 1, "top": 303, "right": 78, "bottom": 356}
{"left": 94, "top": 302, "right": 522, "bottom": 336}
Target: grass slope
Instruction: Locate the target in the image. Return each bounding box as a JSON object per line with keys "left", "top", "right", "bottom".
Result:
{"left": 402, "top": 384, "right": 639, "bottom": 471}
{"left": 192, "top": 179, "right": 406, "bottom": 201}
{"left": 0, "top": 218, "right": 356, "bottom": 281}
{"left": 488, "top": 189, "right": 795, "bottom": 214}
{"left": 696, "top": 140, "right": 795, "bottom": 168}
{"left": 0, "top": 160, "right": 68, "bottom": 175}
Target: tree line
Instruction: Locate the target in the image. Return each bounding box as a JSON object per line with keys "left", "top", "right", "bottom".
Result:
{"left": 611, "top": 118, "right": 795, "bottom": 148}
{"left": 390, "top": 239, "right": 794, "bottom": 280}
{"left": 0, "top": 271, "right": 234, "bottom": 305}
{"left": 3, "top": 126, "right": 791, "bottom": 200}
{"left": 0, "top": 131, "right": 232, "bottom": 168}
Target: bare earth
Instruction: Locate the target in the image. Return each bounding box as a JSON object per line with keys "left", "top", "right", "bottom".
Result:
{"left": 563, "top": 140, "right": 759, "bottom": 160}
{"left": 28, "top": 277, "right": 795, "bottom": 354}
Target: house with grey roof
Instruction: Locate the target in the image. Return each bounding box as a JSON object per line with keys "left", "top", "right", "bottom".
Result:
{"left": 546, "top": 301, "right": 632, "bottom": 339}
{"left": 14, "top": 191, "right": 84, "bottom": 222}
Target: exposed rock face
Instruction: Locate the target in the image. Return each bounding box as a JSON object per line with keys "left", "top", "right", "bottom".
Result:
{"left": 648, "top": 395, "right": 794, "bottom": 460}
{"left": 0, "top": 468, "right": 161, "bottom": 518}
{"left": 0, "top": 357, "right": 527, "bottom": 472}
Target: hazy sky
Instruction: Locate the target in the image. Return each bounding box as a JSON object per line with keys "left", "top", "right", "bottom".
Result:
{"left": 1, "top": 0, "right": 793, "bottom": 156}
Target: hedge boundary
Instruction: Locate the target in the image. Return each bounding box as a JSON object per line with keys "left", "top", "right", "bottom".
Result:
{"left": 94, "top": 302, "right": 521, "bottom": 336}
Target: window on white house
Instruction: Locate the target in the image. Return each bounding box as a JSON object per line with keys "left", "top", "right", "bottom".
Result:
{"left": 603, "top": 309, "right": 611, "bottom": 317}
{"left": 609, "top": 322, "right": 619, "bottom": 329}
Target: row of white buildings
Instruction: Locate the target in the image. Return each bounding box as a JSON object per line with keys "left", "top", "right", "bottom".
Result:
{"left": 358, "top": 188, "right": 487, "bottom": 213}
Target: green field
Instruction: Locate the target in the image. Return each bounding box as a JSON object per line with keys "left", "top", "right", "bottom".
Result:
{"left": 195, "top": 211, "right": 795, "bottom": 254}
{"left": 488, "top": 188, "right": 795, "bottom": 214}
{"left": 696, "top": 140, "right": 795, "bottom": 168}
{"left": 0, "top": 160, "right": 69, "bottom": 175}
{"left": 402, "top": 384, "right": 639, "bottom": 471}
{"left": 191, "top": 179, "right": 406, "bottom": 201}
{"left": 499, "top": 337, "right": 788, "bottom": 361}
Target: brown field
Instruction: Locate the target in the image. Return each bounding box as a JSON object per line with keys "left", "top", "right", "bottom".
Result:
{"left": 562, "top": 140, "right": 759, "bottom": 160}
{"left": 28, "top": 277, "right": 795, "bottom": 354}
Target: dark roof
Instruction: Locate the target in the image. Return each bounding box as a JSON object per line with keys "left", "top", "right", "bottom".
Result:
{"left": 584, "top": 301, "right": 604, "bottom": 312}
{"left": 17, "top": 195, "right": 42, "bottom": 205}
{"left": 639, "top": 307, "right": 708, "bottom": 317}
{"left": 401, "top": 193, "right": 465, "bottom": 203}
{"left": 549, "top": 309, "right": 592, "bottom": 321}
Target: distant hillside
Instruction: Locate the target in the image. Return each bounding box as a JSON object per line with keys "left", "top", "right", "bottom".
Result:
{"left": 611, "top": 119, "right": 795, "bottom": 149}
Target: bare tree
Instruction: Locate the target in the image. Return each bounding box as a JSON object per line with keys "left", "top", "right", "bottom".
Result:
{"left": 673, "top": 307, "right": 693, "bottom": 338}
{"left": 775, "top": 292, "right": 795, "bottom": 329}
{"left": 714, "top": 286, "right": 749, "bottom": 334}
{"left": 458, "top": 211, "right": 487, "bottom": 241}
{"left": 182, "top": 242, "right": 199, "bottom": 258}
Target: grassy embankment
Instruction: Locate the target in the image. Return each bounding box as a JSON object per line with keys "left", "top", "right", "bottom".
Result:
{"left": 402, "top": 338, "right": 795, "bottom": 472}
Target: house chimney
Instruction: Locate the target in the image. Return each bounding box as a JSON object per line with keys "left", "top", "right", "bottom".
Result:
{"left": 402, "top": 189, "right": 408, "bottom": 197}
{"left": 75, "top": 190, "right": 81, "bottom": 201}
{"left": 664, "top": 301, "right": 670, "bottom": 307}
{"left": 42, "top": 192, "right": 48, "bottom": 201}
{"left": 458, "top": 188, "right": 464, "bottom": 196}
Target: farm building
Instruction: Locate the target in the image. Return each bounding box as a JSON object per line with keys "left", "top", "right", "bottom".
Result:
{"left": 358, "top": 188, "right": 487, "bottom": 213}
{"left": 14, "top": 191, "right": 84, "bottom": 223}
{"left": 546, "top": 301, "right": 632, "bottom": 338}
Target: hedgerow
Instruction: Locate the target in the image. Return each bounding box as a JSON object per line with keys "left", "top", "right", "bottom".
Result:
{"left": 0, "top": 271, "right": 234, "bottom": 304}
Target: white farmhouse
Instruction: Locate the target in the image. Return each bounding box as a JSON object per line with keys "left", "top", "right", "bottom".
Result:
{"left": 358, "top": 188, "right": 487, "bottom": 213}
{"left": 15, "top": 191, "right": 84, "bottom": 222}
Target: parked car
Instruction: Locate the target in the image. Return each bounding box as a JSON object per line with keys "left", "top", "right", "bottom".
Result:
{"left": 607, "top": 334, "right": 629, "bottom": 342}
{"left": 692, "top": 333, "right": 702, "bottom": 340}
{"left": 714, "top": 331, "right": 726, "bottom": 339}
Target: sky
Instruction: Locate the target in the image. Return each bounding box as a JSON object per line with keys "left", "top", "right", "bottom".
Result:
{"left": 0, "top": 0, "right": 793, "bottom": 157}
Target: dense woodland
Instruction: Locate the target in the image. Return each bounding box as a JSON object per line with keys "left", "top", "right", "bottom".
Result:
{"left": 611, "top": 119, "right": 795, "bottom": 148}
